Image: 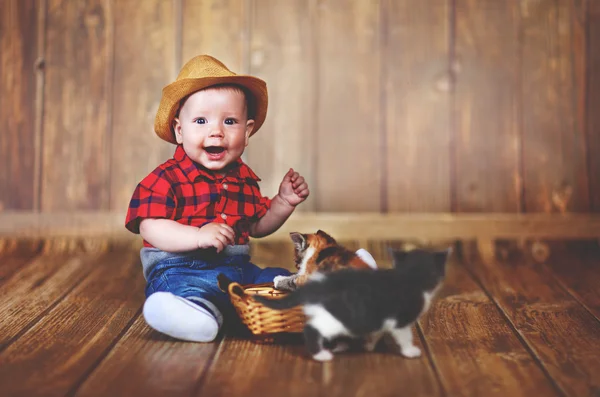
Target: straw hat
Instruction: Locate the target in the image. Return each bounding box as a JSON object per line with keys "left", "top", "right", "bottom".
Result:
{"left": 154, "top": 55, "right": 268, "bottom": 144}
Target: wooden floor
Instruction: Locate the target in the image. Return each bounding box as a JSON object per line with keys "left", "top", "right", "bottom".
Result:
{"left": 0, "top": 239, "right": 599, "bottom": 397}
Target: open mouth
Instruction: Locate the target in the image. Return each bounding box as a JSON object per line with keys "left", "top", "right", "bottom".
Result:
{"left": 205, "top": 146, "right": 225, "bottom": 154}
{"left": 204, "top": 146, "right": 227, "bottom": 161}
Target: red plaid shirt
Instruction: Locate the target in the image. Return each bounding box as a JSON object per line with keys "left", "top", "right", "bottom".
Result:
{"left": 125, "top": 145, "right": 271, "bottom": 248}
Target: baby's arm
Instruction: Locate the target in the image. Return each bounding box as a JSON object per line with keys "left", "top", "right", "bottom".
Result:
{"left": 249, "top": 195, "right": 295, "bottom": 238}
{"left": 140, "top": 218, "right": 235, "bottom": 253}
{"left": 249, "top": 168, "right": 309, "bottom": 238}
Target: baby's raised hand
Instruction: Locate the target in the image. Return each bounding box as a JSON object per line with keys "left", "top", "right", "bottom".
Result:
{"left": 278, "top": 168, "right": 310, "bottom": 207}
{"left": 196, "top": 222, "right": 235, "bottom": 252}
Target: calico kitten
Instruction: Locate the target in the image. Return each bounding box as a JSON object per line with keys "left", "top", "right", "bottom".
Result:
{"left": 253, "top": 248, "right": 451, "bottom": 361}
{"left": 273, "top": 230, "right": 376, "bottom": 291}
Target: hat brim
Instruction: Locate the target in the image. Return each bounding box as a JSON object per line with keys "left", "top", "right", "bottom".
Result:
{"left": 154, "top": 76, "right": 268, "bottom": 144}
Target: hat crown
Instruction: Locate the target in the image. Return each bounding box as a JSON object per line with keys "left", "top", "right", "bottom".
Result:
{"left": 176, "top": 55, "right": 236, "bottom": 80}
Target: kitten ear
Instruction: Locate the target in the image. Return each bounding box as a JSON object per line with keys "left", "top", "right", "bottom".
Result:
{"left": 316, "top": 230, "right": 337, "bottom": 244}
{"left": 290, "top": 232, "right": 306, "bottom": 250}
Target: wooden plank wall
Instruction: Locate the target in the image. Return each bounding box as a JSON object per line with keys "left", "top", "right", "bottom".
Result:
{"left": 0, "top": 0, "right": 597, "bottom": 216}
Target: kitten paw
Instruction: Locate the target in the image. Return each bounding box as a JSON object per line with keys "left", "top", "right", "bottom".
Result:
{"left": 331, "top": 342, "right": 350, "bottom": 353}
{"left": 364, "top": 341, "right": 378, "bottom": 352}
{"left": 312, "top": 350, "right": 334, "bottom": 362}
{"left": 273, "top": 275, "right": 290, "bottom": 289}
{"left": 401, "top": 346, "right": 422, "bottom": 358}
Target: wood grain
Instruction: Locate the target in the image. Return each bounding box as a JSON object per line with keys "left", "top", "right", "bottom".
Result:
{"left": 588, "top": 1, "right": 600, "bottom": 212}
{"left": 3, "top": 211, "right": 600, "bottom": 240}
{"left": 75, "top": 315, "right": 220, "bottom": 397}
{"left": 246, "top": 0, "right": 317, "bottom": 210}
{"left": 0, "top": 0, "right": 40, "bottom": 211}
{"left": 181, "top": 0, "right": 247, "bottom": 73}
{"left": 545, "top": 241, "right": 600, "bottom": 321}
{"left": 0, "top": 239, "right": 42, "bottom": 286}
{"left": 385, "top": 0, "right": 451, "bottom": 212}
{"left": 42, "top": 0, "right": 113, "bottom": 210}
{"left": 318, "top": 335, "right": 442, "bottom": 397}
{"left": 109, "top": 0, "right": 177, "bottom": 214}
{"left": 521, "top": 0, "right": 589, "bottom": 213}
{"left": 315, "top": 0, "right": 382, "bottom": 211}
{"left": 0, "top": 247, "right": 144, "bottom": 396}
{"left": 464, "top": 244, "right": 600, "bottom": 397}
{"left": 195, "top": 336, "right": 323, "bottom": 397}
{"left": 454, "top": 0, "right": 521, "bottom": 211}
{"left": 420, "top": 257, "right": 559, "bottom": 396}
{"left": 0, "top": 241, "right": 599, "bottom": 394}
{"left": 0, "top": 250, "right": 107, "bottom": 351}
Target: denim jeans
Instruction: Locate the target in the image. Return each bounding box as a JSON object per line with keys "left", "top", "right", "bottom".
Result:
{"left": 145, "top": 253, "right": 291, "bottom": 327}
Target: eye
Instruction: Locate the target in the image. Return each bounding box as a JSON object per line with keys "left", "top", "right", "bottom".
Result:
{"left": 224, "top": 118, "right": 236, "bottom": 125}
{"left": 194, "top": 118, "right": 207, "bottom": 124}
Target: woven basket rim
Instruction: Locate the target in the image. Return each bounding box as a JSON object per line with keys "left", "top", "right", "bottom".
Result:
{"left": 222, "top": 279, "right": 305, "bottom": 336}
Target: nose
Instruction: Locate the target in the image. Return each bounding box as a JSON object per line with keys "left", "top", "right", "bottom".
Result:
{"left": 209, "top": 126, "right": 224, "bottom": 138}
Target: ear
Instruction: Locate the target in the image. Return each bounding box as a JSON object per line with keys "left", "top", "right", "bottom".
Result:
{"left": 244, "top": 119, "right": 254, "bottom": 146}
{"left": 290, "top": 232, "right": 306, "bottom": 250}
{"left": 316, "top": 230, "right": 337, "bottom": 244}
{"left": 173, "top": 118, "right": 184, "bottom": 144}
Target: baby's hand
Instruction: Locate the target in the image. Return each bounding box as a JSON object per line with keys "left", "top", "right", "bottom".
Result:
{"left": 197, "top": 222, "right": 235, "bottom": 252}
{"left": 278, "top": 168, "right": 310, "bottom": 207}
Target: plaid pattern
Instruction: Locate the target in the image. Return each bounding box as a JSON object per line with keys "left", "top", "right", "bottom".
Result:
{"left": 125, "top": 145, "right": 271, "bottom": 247}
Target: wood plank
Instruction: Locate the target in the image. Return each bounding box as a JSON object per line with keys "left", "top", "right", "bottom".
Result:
{"left": 2, "top": 211, "right": 600, "bottom": 240}
{"left": 181, "top": 0, "right": 247, "bottom": 73}
{"left": 0, "top": 0, "right": 40, "bottom": 210}
{"left": 74, "top": 315, "right": 220, "bottom": 397}
{"left": 109, "top": 0, "right": 176, "bottom": 214}
{"left": 588, "top": 1, "right": 600, "bottom": 212}
{"left": 385, "top": 0, "right": 451, "bottom": 212}
{"left": 250, "top": 240, "right": 297, "bottom": 270}
{"left": 0, "top": 250, "right": 106, "bottom": 351}
{"left": 42, "top": 0, "right": 113, "bottom": 210}
{"left": 0, "top": 239, "right": 42, "bottom": 286}
{"left": 317, "top": 333, "right": 441, "bottom": 397}
{"left": 545, "top": 241, "right": 600, "bottom": 320}
{"left": 245, "top": 0, "right": 317, "bottom": 211}
{"left": 454, "top": 0, "right": 521, "bottom": 211}
{"left": 315, "top": 0, "right": 382, "bottom": 211}
{"left": 521, "top": 0, "right": 589, "bottom": 212}
{"left": 419, "top": 255, "right": 559, "bottom": 396}
{"left": 0, "top": 247, "right": 144, "bottom": 396}
{"left": 195, "top": 336, "right": 323, "bottom": 397}
{"left": 463, "top": 243, "right": 600, "bottom": 397}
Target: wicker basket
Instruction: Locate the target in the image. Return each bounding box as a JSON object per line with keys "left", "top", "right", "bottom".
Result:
{"left": 222, "top": 281, "right": 306, "bottom": 337}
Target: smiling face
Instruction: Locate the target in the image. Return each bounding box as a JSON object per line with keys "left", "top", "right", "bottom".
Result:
{"left": 173, "top": 85, "right": 254, "bottom": 172}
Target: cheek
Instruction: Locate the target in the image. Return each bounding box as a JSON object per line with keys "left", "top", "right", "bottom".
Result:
{"left": 181, "top": 129, "right": 204, "bottom": 145}
{"left": 229, "top": 134, "right": 248, "bottom": 151}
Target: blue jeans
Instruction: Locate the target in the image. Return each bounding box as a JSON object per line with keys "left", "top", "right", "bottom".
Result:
{"left": 145, "top": 253, "right": 291, "bottom": 327}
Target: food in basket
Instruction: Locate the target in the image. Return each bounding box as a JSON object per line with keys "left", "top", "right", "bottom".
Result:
{"left": 217, "top": 274, "right": 306, "bottom": 337}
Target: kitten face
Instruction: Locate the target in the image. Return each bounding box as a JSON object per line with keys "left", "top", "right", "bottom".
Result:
{"left": 290, "top": 230, "right": 338, "bottom": 271}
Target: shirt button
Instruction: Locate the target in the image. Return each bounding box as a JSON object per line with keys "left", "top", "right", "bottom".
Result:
{"left": 220, "top": 213, "right": 227, "bottom": 220}
{"left": 222, "top": 183, "right": 228, "bottom": 190}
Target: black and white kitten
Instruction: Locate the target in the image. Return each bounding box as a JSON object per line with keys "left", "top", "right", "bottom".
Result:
{"left": 253, "top": 248, "right": 450, "bottom": 361}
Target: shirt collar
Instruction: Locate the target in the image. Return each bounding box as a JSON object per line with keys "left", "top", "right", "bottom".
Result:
{"left": 173, "top": 145, "right": 261, "bottom": 182}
